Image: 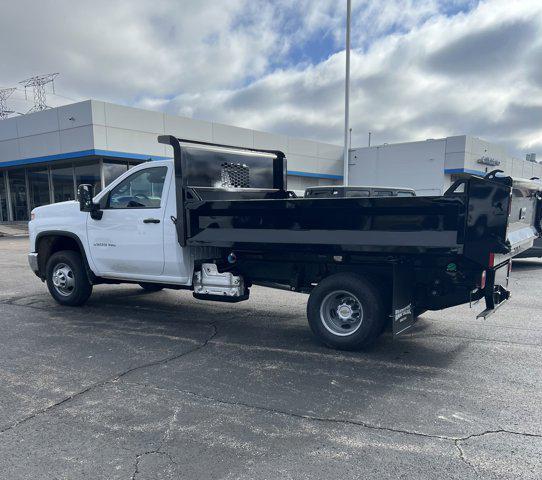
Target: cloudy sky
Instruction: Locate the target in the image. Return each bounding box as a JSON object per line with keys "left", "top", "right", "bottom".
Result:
{"left": 1, "top": 0, "right": 541, "bottom": 155}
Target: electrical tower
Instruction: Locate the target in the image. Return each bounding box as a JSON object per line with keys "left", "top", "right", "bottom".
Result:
{"left": 0, "top": 87, "right": 16, "bottom": 120}
{"left": 19, "top": 73, "right": 59, "bottom": 112}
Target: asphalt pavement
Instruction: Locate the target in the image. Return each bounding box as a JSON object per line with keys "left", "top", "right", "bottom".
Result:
{"left": 0, "top": 236, "right": 541, "bottom": 479}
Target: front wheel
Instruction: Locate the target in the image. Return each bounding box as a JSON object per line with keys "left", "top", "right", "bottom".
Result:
{"left": 307, "top": 273, "right": 386, "bottom": 350}
{"left": 46, "top": 250, "right": 93, "bottom": 306}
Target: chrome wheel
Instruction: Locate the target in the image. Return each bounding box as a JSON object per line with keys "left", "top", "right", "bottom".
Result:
{"left": 51, "top": 263, "right": 75, "bottom": 297}
{"left": 320, "top": 290, "right": 363, "bottom": 336}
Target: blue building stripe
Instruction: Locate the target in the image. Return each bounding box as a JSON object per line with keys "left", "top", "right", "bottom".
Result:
{"left": 444, "top": 167, "right": 485, "bottom": 175}
{"left": 0, "top": 150, "right": 97, "bottom": 167}
{"left": 0, "top": 149, "right": 169, "bottom": 168}
{"left": 93, "top": 149, "right": 170, "bottom": 161}
{"left": 287, "top": 170, "right": 343, "bottom": 180}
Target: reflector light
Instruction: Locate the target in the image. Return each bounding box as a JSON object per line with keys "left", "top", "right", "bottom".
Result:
{"left": 480, "top": 270, "right": 487, "bottom": 290}
{"left": 489, "top": 253, "right": 495, "bottom": 267}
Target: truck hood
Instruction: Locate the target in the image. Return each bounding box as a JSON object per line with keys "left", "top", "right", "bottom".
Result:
{"left": 32, "top": 200, "right": 79, "bottom": 218}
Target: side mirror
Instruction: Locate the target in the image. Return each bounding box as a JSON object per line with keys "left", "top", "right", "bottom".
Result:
{"left": 78, "top": 184, "right": 103, "bottom": 220}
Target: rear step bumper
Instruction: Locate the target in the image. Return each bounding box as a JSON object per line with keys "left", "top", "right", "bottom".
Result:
{"left": 477, "top": 285, "right": 511, "bottom": 319}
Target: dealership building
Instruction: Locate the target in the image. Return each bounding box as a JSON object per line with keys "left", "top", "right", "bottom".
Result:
{"left": 349, "top": 135, "right": 541, "bottom": 196}
{"left": 0, "top": 100, "right": 343, "bottom": 222}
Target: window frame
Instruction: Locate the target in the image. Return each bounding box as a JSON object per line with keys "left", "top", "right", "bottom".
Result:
{"left": 396, "top": 190, "right": 416, "bottom": 197}
{"left": 371, "top": 189, "right": 393, "bottom": 197}
{"left": 104, "top": 166, "right": 168, "bottom": 210}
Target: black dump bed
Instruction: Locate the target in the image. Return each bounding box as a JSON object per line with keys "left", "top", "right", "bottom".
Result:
{"left": 159, "top": 136, "right": 542, "bottom": 268}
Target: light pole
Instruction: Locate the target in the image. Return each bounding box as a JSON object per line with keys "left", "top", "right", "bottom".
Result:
{"left": 343, "top": 0, "right": 351, "bottom": 186}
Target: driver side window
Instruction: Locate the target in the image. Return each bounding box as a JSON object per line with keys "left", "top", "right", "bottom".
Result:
{"left": 108, "top": 167, "right": 167, "bottom": 209}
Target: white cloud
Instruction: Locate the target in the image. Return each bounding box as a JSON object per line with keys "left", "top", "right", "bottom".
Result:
{"left": 1, "top": 0, "right": 284, "bottom": 104}
{"left": 1, "top": 0, "right": 541, "bottom": 155}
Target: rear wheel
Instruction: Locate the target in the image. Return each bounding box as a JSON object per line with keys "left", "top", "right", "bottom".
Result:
{"left": 46, "top": 250, "right": 93, "bottom": 306}
{"left": 139, "top": 283, "right": 164, "bottom": 292}
{"left": 307, "top": 273, "right": 386, "bottom": 350}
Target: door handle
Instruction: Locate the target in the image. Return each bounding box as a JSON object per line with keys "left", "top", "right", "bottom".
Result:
{"left": 143, "top": 218, "right": 160, "bottom": 224}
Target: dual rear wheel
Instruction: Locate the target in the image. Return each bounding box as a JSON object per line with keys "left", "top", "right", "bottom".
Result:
{"left": 307, "top": 273, "right": 387, "bottom": 350}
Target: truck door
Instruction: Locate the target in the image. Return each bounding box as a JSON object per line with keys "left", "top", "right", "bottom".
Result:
{"left": 87, "top": 165, "right": 169, "bottom": 277}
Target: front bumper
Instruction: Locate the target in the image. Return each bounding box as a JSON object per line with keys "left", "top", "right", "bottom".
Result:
{"left": 28, "top": 253, "right": 39, "bottom": 274}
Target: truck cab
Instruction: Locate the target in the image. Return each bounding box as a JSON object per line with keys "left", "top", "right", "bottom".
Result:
{"left": 29, "top": 159, "right": 195, "bottom": 287}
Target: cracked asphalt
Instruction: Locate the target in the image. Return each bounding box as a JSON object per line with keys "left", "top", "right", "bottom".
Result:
{"left": 0, "top": 237, "right": 541, "bottom": 479}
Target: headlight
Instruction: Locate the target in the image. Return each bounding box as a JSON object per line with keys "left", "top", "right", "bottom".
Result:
{"left": 30, "top": 212, "right": 35, "bottom": 221}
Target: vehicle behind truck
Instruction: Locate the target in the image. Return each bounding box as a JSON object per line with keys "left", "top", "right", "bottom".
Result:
{"left": 28, "top": 136, "right": 542, "bottom": 350}
{"left": 305, "top": 186, "right": 416, "bottom": 198}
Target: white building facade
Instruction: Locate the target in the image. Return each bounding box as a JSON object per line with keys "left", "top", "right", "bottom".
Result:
{"left": 349, "top": 135, "right": 541, "bottom": 196}
{"left": 0, "top": 100, "right": 343, "bottom": 222}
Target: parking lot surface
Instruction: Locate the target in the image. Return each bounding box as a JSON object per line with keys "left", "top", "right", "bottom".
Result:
{"left": 0, "top": 236, "right": 541, "bottom": 479}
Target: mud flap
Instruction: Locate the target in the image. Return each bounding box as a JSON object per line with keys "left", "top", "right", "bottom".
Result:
{"left": 392, "top": 263, "right": 416, "bottom": 336}
{"left": 476, "top": 261, "right": 511, "bottom": 319}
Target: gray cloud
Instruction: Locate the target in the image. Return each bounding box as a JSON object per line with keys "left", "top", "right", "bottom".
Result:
{"left": 528, "top": 46, "right": 542, "bottom": 88}
{"left": 426, "top": 19, "right": 537, "bottom": 76}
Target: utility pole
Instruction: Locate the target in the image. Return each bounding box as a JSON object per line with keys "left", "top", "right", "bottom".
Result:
{"left": 0, "top": 87, "right": 16, "bottom": 120}
{"left": 343, "top": 0, "right": 351, "bottom": 186}
{"left": 368, "top": 131, "right": 371, "bottom": 147}
{"left": 19, "top": 73, "right": 59, "bottom": 112}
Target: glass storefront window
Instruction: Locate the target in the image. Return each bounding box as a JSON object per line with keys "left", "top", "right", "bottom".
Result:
{"left": 103, "top": 160, "right": 128, "bottom": 186}
{"left": 8, "top": 169, "right": 29, "bottom": 221}
{"left": 0, "top": 172, "right": 8, "bottom": 222}
{"left": 52, "top": 164, "right": 75, "bottom": 203}
{"left": 74, "top": 161, "right": 101, "bottom": 193}
{"left": 28, "top": 167, "right": 51, "bottom": 210}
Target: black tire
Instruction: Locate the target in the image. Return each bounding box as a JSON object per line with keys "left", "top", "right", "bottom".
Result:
{"left": 307, "top": 273, "right": 386, "bottom": 350}
{"left": 46, "top": 250, "right": 93, "bottom": 306}
{"left": 139, "top": 283, "right": 164, "bottom": 292}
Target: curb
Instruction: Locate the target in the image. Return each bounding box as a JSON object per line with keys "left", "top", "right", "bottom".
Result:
{"left": 0, "top": 233, "right": 28, "bottom": 238}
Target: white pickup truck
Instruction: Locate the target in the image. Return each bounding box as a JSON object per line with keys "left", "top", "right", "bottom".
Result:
{"left": 28, "top": 136, "right": 542, "bottom": 350}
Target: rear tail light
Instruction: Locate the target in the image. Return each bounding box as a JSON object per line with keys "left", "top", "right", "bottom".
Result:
{"left": 480, "top": 270, "right": 487, "bottom": 290}
{"left": 488, "top": 253, "right": 495, "bottom": 267}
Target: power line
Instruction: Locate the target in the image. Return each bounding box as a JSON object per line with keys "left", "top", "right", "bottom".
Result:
{"left": 10, "top": 84, "right": 79, "bottom": 110}
{"left": 49, "top": 90, "right": 79, "bottom": 102}
{"left": 19, "top": 73, "right": 59, "bottom": 112}
{"left": 0, "top": 87, "right": 16, "bottom": 120}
